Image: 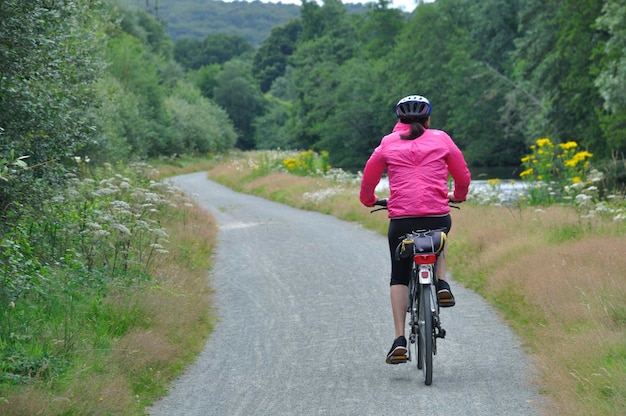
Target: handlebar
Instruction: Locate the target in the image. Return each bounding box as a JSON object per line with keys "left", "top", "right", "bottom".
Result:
{"left": 370, "top": 198, "right": 461, "bottom": 213}
{"left": 370, "top": 198, "right": 388, "bottom": 213}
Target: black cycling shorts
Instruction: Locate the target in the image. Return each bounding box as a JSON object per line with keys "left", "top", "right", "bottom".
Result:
{"left": 387, "top": 215, "right": 452, "bottom": 286}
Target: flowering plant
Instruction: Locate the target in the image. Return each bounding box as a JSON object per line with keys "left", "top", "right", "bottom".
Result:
{"left": 519, "top": 138, "right": 593, "bottom": 204}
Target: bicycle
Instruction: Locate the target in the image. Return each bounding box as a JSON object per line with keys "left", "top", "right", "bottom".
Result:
{"left": 372, "top": 198, "right": 453, "bottom": 385}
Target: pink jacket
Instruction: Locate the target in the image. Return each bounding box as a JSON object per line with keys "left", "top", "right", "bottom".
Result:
{"left": 360, "top": 122, "right": 471, "bottom": 218}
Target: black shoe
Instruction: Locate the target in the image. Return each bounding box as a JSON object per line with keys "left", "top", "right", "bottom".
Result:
{"left": 386, "top": 336, "right": 408, "bottom": 364}
{"left": 436, "top": 280, "right": 456, "bottom": 308}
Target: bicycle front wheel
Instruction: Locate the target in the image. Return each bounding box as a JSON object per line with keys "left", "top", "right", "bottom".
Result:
{"left": 418, "top": 284, "right": 433, "bottom": 385}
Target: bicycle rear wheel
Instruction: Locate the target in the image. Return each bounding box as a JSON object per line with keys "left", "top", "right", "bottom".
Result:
{"left": 409, "top": 279, "right": 421, "bottom": 369}
{"left": 418, "top": 284, "right": 433, "bottom": 385}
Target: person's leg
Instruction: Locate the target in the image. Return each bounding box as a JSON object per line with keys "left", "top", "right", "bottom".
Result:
{"left": 387, "top": 284, "right": 409, "bottom": 363}
{"left": 386, "top": 220, "right": 411, "bottom": 363}
{"left": 390, "top": 284, "right": 408, "bottom": 338}
{"left": 435, "top": 244, "right": 455, "bottom": 306}
{"left": 436, "top": 245, "right": 447, "bottom": 282}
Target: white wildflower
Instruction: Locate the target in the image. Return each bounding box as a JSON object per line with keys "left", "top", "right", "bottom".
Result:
{"left": 111, "top": 223, "right": 131, "bottom": 235}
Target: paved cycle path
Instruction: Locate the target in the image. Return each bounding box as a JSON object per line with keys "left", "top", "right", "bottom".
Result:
{"left": 148, "top": 172, "right": 546, "bottom": 416}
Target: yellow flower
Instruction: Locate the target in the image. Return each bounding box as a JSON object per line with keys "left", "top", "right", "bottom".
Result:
{"left": 576, "top": 151, "right": 593, "bottom": 159}
{"left": 564, "top": 159, "right": 578, "bottom": 167}
{"left": 536, "top": 138, "right": 553, "bottom": 147}
{"left": 572, "top": 177, "right": 582, "bottom": 183}
{"left": 488, "top": 178, "right": 501, "bottom": 186}
{"left": 558, "top": 141, "right": 578, "bottom": 150}
{"left": 520, "top": 168, "right": 534, "bottom": 178}
{"left": 283, "top": 158, "right": 297, "bottom": 170}
{"left": 521, "top": 156, "right": 531, "bottom": 163}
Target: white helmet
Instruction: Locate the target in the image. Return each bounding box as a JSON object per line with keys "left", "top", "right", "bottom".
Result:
{"left": 395, "top": 95, "right": 431, "bottom": 119}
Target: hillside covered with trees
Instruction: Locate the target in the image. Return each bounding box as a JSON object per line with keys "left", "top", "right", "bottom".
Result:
{"left": 121, "top": 0, "right": 303, "bottom": 44}
{"left": 121, "top": 0, "right": 371, "bottom": 45}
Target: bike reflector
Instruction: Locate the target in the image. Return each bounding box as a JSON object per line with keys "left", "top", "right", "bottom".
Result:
{"left": 418, "top": 265, "right": 432, "bottom": 284}
{"left": 414, "top": 254, "right": 436, "bottom": 265}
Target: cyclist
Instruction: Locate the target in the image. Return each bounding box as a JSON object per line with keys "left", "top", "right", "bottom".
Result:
{"left": 359, "top": 95, "right": 471, "bottom": 364}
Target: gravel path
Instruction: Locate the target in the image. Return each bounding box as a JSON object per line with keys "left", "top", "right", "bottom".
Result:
{"left": 147, "top": 172, "right": 546, "bottom": 416}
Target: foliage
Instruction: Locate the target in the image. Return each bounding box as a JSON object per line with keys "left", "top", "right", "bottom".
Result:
{"left": 119, "top": 0, "right": 302, "bottom": 45}
{"left": 594, "top": 0, "right": 626, "bottom": 152}
{"left": 109, "top": 0, "right": 626, "bottom": 175}
{"left": 252, "top": 19, "right": 302, "bottom": 93}
{"left": 188, "top": 63, "right": 222, "bottom": 99}
{"left": 117, "top": 1, "right": 174, "bottom": 57}
{"left": 0, "top": 0, "right": 107, "bottom": 222}
{"left": 519, "top": 138, "right": 594, "bottom": 204}
{"left": 213, "top": 59, "right": 268, "bottom": 149}
{"left": 165, "top": 81, "right": 238, "bottom": 155}
{"left": 0, "top": 162, "right": 216, "bottom": 415}
{"left": 105, "top": 31, "right": 170, "bottom": 157}
{"left": 174, "top": 33, "right": 254, "bottom": 71}
{"left": 282, "top": 150, "right": 331, "bottom": 176}
{"left": 0, "top": 163, "right": 174, "bottom": 386}
{"left": 253, "top": 94, "right": 295, "bottom": 150}
{"left": 353, "top": 0, "right": 407, "bottom": 60}
{"left": 102, "top": 3, "right": 238, "bottom": 159}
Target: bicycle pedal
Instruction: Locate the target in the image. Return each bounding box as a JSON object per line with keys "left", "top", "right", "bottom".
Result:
{"left": 438, "top": 299, "right": 456, "bottom": 308}
{"left": 389, "top": 355, "right": 408, "bottom": 364}
{"left": 437, "top": 328, "right": 447, "bottom": 339}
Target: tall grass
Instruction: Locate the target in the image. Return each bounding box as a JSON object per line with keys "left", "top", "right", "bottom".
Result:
{"left": 0, "top": 161, "right": 216, "bottom": 415}
{"left": 206, "top": 151, "right": 626, "bottom": 416}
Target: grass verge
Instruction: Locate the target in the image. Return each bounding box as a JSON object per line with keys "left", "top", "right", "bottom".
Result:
{"left": 0, "top": 163, "right": 217, "bottom": 415}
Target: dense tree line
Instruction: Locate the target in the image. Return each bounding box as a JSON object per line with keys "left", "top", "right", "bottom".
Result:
{"left": 164, "top": 0, "right": 626, "bottom": 180}
{"left": 120, "top": 0, "right": 303, "bottom": 45}
{"left": 3, "top": 0, "right": 626, "bottom": 225}
{"left": 1, "top": 0, "right": 237, "bottom": 234}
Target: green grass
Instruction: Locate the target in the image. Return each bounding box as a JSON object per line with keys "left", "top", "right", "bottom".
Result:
{"left": 0, "top": 161, "right": 217, "bottom": 415}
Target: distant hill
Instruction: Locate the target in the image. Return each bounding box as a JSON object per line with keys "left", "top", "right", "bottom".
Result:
{"left": 119, "top": 0, "right": 368, "bottom": 45}
{"left": 120, "top": 0, "right": 300, "bottom": 45}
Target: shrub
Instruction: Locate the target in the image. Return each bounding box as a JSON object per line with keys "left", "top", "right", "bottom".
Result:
{"left": 519, "top": 138, "right": 594, "bottom": 204}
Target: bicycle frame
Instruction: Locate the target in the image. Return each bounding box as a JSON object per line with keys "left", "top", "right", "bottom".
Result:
{"left": 404, "top": 230, "right": 446, "bottom": 386}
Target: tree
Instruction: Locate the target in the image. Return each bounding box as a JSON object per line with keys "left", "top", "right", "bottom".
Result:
{"left": 383, "top": 0, "right": 525, "bottom": 166}
{"left": 290, "top": 0, "right": 359, "bottom": 150}
{"left": 118, "top": 3, "right": 174, "bottom": 58}
{"left": 0, "top": 0, "right": 105, "bottom": 219}
{"left": 106, "top": 32, "right": 170, "bottom": 157}
{"left": 354, "top": 0, "right": 407, "bottom": 60}
{"left": 312, "top": 58, "right": 391, "bottom": 170}
{"left": 252, "top": 19, "right": 302, "bottom": 93}
{"left": 513, "top": 0, "right": 606, "bottom": 153}
{"left": 465, "top": 0, "right": 522, "bottom": 74}
{"left": 594, "top": 0, "right": 626, "bottom": 154}
{"left": 165, "top": 81, "right": 238, "bottom": 154}
{"left": 174, "top": 33, "right": 254, "bottom": 70}
{"left": 188, "top": 64, "right": 222, "bottom": 99}
{"left": 213, "top": 59, "right": 268, "bottom": 149}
